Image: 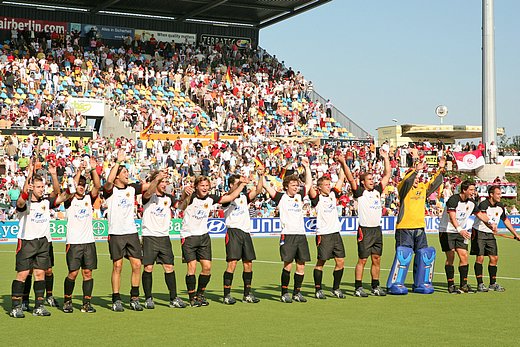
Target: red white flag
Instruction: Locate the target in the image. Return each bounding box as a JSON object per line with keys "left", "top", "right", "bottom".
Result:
{"left": 453, "top": 150, "right": 486, "bottom": 170}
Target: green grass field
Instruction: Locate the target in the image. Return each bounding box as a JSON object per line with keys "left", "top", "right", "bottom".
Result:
{"left": 1, "top": 235, "right": 519, "bottom": 346}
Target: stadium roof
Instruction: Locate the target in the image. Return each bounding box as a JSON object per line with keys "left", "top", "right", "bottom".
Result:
{"left": 3, "top": 0, "right": 331, "bottom": 28}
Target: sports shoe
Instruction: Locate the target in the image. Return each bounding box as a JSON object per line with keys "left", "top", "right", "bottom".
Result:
{"left": 9, "top": 306, "right": 25, "bottom": 318}
{"left": 81, "top": 302, "right": 96, "bottom": 313}
{"left": 460, "top": 284, "right": 476, "bottom": 294}
{"left": 332, "top": 288, "right": 346, "bottom": 299}
{"left": 488, "top": 283, "right": 505, "bottom": 292}
{"left": 144, "top": 297, "right": 155, "bottom": 309}
{"left": 448, "top": 285, "right": 460, "bottom": 294}
{"left": 45, "top": 296, "right": 60, "bottom": 308}
{"left": 292, "top": 292, "right": 307, "bottom": 303}
{"left": 111, "top": 300, "right": 124, "bottom": 312}
{"left": 33, "top": 305, "right": 51, "bottom": 316}
{"left": 190, "top": 297, "right": 202, "bottom": 307}
{"left": 354, "top": 287, "right": 369, "bottom": 297}
{"left": 315, "top": 289, "right": 326, "bottom": 299}
{"left": 129, "top": 298, "right": 144, "bottom": 311}
{"left": 371, "top": 286, "right": 387, "bottom": 296}
{"left": 223, "top": 294, "right": 236, "bottom": 305}
{"left": 243, "top": 293, "right": 260, "bottom": 303}
{"left": 169, "top": 297, "right": 187, "bottom": 308}
{"left": 198, "top": 294, "right": 210, "bottom": 306}
{"left": 280, "top": 293, "right": 292, "bottom": 303}
{"left": 477, "top": 283, "right": 489, "bottom": 292}
{"left": 62, "top": 301, "right": 74, "bottom": 313}
{"left": 21, "top": 300, "right": 32, "bottom": 312}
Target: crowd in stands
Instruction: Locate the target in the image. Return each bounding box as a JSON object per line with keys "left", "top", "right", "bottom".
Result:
{"left": 0, "top": 28, "right": 516, "bottom": 222}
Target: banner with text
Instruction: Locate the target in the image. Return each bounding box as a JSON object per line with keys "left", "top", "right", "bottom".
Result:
{"left": 70, "top": 98, "right": 105, "bottom": 118}
{"left": 80, "top": 24, "right": 134, "bottom": 40}
{"left": 1, "top": 216, "right": 519, "bottom": 244}
{"left": 0, "top": 17, "right": 67, "bottom": 33}
{"left": 199, "top": 34, "right": 250, "bottom": 48}
{"left": 134, "top": 29, "right": 196, "bottom": 45}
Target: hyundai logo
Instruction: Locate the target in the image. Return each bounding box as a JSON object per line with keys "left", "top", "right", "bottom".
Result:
{"left": 207, "top": 219, "right": 227, "bottom": 234}
{"left": 304, "top": 218, "right": 317, "bottom": 231}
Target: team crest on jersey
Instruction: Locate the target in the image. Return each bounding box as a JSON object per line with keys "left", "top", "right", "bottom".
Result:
{"left": 466, "top": 205, "right": 469, "bottom": 211}
{"left": 41, "top": 205, "right": 46, "bottom": 211}
{"left": 126, "top": 192, "right": 130, "bottom": 197}
{"left": 85, "top": 202, "right": 89, "bottom": 206}
{"left": 164, "top": 200, "right": 168, "bottom": 206}
{"left": 204, "top": 203, "right": 209, "bottom": 209}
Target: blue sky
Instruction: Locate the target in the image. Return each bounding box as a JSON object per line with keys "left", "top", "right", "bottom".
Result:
{"left": 260, "top": 0, "right": 520, "bottom": 139}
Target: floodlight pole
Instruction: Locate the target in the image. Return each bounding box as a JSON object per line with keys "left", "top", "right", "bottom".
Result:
{"left": 482, "top": 0, "right": 497, "bottom": 153}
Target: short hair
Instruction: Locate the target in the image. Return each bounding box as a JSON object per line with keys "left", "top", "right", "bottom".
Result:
{"left": 194, "top": 175, "right": 210, "bottom": 187}
{"left": 228, "top": 174, "right": 241, "bottom": 186}
{"left": 359, "top": 172, "right": 372, "bottom": 186}
{"left": 488, "top": 185, "right": 500, "bottom": 195}
{"left": 282, "top": 174, "right": 300, "bottom": 190}
{"left": 32, "top": 174, "right": 44, "bottom": 183}
{"left": 460, "top": 180, "right": 475, "bottom": 193}
{"left": 317, "top": 176, "right": 330, "bottom": 186}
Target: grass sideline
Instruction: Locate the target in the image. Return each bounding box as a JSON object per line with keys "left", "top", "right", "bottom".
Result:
{"left": 1, "top": 235, "right": 519, "bottom": 346}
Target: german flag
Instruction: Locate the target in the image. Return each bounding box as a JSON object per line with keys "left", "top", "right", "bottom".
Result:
{"left": 268, "top": 145, "right": 281, "bottom": 156}
{"left": 194, "top": 125, "right": 200, "bottom": 137}
{"left": 141, "top": 120, "right": 154, "bottom": 135}
{"left": 225, "top": 66, "right": 232, "bottom": 88}
{"left": 258, "top": 108, "right": 265, "bottom": 118}
{"left": 254, "top": 156, "right": 264, "bottom": 167}
{"left": 212, "top": 131, "right": 219, "bottom": 141}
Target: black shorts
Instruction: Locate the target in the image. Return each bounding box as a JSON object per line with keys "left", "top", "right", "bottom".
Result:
{"left": 142, "top": 236, "right": 174, "bottom": 266}
{"left": 48, "top": 241, "right": 55, "bottom": 267}
{"left": 280, "top": 234, "right": 311, "bottom": 263}
{"left": 108, "top": 233, "right": 143, "bottom": 261}
{"left": 316, "top": 232, "right": 345, "bottom": 260}
{"left": 15, "top": 237, "right": 51, "bottom": 272}
{"left": 66, "top": 243, "right": 98, "bottom": 271}
{"left": 181, "top": 233, "right": 212, "bottom": 263}
{"left": 439, "top": 232, "right": 468, "bottom": 252}
{"left": 470, "top": 229, "right": 498, "bottom": 256}
{"left": 357, "top": 226, "right": 383, "bottom": 259}
{"left": 225, "top": 228, "right": 256, "bottom": 262}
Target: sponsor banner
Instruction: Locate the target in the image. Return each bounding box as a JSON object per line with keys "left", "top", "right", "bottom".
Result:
{"left": 135, "top": 29, "right": 196, "bottom": 45}
{"left": 81, "top": 24, "right": 134, "bottom": 40}
{"left": 199, "top": 34, "right": 250, "bottom": 48}
{"left": 0, "top": 17, "right": 67, "bottom": 33}
{"left": 1, "top": 217, "right": 518, "bottom": 243}
{"left": 70, "top": 98, "right": 105, "bottom": 118}
{"left": 320, "top": 138, "right": 372, "bottom": 148}
{"left": 424, "top": 155, "right": 438, "bottom": 166}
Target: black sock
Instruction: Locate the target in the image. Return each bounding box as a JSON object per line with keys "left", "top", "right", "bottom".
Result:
{"left": 293, "top": 273, "right": 304, "bottom": 294}
{"left": 459, "top": 265, "right": 469, "bottom": 286}
{"left": 243, "top": 271, "right": 252, "bottom": 296}
{"left": 11, "top": 280, "right": 25, "bottom": 308}
{"left": 165, "top": 272, "right": 177, "bottom": 300}
{"left": 82, "top": 279, "right": 93, "bottom": 304}
{"left": 197, "top": 274, "right": 211, "bottom": 295}
{"left": 34, "top": 280, "right": 45, "bottom": 308}
{"left": 355, "top": 280, "right": 362, "bottom": 289}
{"left": 186, "top": 275, "right": 196, "bottom": 300}
{"left": 112, "top": 292, "right": 121, "bottom": 303}
{"left": 223, "top": 271, "right": 233, "bottom": 296}
{"left": 142, "top": 270, "right": 153, "bottom": 299}
{"left": 281, "top": 269, "right": 290, "bottom": 295}
{"left": 371, "top": 279, "right": 380, "bottom": 289}
{"left": 474, "top": 263, "right": 484, "bottom": 284}
{"left": 64, "top": 277, "right": 75, "bottom": 301}
{"left": 45, "top": 273, "right": 54, "bottom": 297}
{"left": 313, "top": 269, "right": 323, "bottom": 291}
{"left": 333, "top": 269, "right": 344, "bottom": 290}
{"left": 445, "top": 265, "right": 455, "bottom": 287}
{"left": 130, "top": 286, "right": 139, "bottom": 299}
{"left": 488, "top": 265, "right": 497, "bottom": 285}
{"left": 22, "top": 274, "right": 32, "bottom": 302}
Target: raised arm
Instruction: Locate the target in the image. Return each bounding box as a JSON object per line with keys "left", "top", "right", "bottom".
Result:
{"left": 301, "top": 157, "right": 312, "bottom": 194}
{"left": 89, "top": 156, "right": 102, "bottom": 198}
{"left": 104, "top": 149, "right": 125, "bottom": 192}
{"left": 334, "top": 153, "right": 349, "bottom": 191}
{"left": 379, "top": 148, "right": 392, "bottom": 189}
{"left": 143, "top": 170, "right": 167, "bottom": 200}
{"left": 17, "top": 158, "right": 34, "bottom": 208}
{"left": 220, "top": 176, "right": 249, "bottom": 204}
{"left": 262, "top": 175, "right": 277, "bottom": 199}
{"left": 177, "top": 185, "right": 194, "bottom": 211}
{"left": 248, "top": 166, "right": 265, "bottom": 201}
{"left": 48, "top": 161, "right": 61, "bottom": 198}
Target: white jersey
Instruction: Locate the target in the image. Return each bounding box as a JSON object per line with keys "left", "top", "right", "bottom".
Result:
{"left": 65, "top": 194, "right": 96, "bottom": 244}
{"left": 473, "top": 199, "right": 506, "bottom": 234}
{"left": 439, "top": 194, "right": 478, "bottom": 233}
{"left": 105, "top": 183, "right": 142, "bottom": 235}
{"left": 310, "top": 189, "right": 341, "bottom": 235}
{"left": 273, "top": 190, "right": 306, "bottom": 235}
{"left": 142, "top": 193, "right": 175, "bottom": 237}
{"left": 353, "top": 184, "right": 383, "bottom": 228}
{"left": 181, "top": 194, "right": 221, "bottom": 238}
{"left": 223, "top": 191, "right": 251, "bottom": 232}
{"left": 17, "top": 197, "right": 56, "bottom": 241}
